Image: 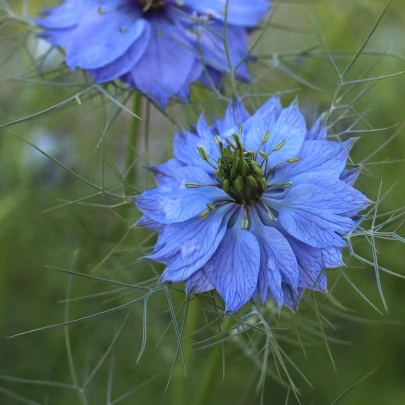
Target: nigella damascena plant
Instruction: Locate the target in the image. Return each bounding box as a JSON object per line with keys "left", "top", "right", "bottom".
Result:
{"left": 35, "top": 0, "right": 270, "bottom": 108}
{"left": 136, "top": 98, "right": 370, "bottom": 312}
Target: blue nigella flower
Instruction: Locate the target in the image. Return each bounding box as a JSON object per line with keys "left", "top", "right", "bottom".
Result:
{"left": 136, "top": 97, "right": 370, "bottom": 312}
{"left": 36, "top": 0, "right": 270, "bottom": 108}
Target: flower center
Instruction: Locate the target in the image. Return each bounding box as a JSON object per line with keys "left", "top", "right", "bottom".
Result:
{"left": 186, "top": 128, "right": 300, "bottom": 225}
{"left": 138, "top": 0, "right": 165, "bottom": 11}
{"left": 214, "top": 135, "right": 267, "bottom": 206}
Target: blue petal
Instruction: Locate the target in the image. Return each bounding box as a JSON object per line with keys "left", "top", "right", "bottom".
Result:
{"left": 258, "top": 226, "right": 299, "bottom": 307}
{"left": 187, "top": 22, "right": 250, "bottom": 80}
{"left": 304, "top": 178, "right": 370, "bottom": 212}
{"left": 158, "top": 205, "right": 234, "bottom": 282}
{"left": 135, "top": 215, "right": 164, "bottom": 233}
{"left": 243, "top": 99, "right": 307, "bottom": 167}
{"left": 284, "top": 235, "right": 327, "bottom": 291}
{"left": 204, "top": 220, "right": 260, "bottom": 313}
{"left": 36, "top": 1, "right": 99, "bottom": 29}
{"left": 185, "top": 270, "right": 214, "bottom": 294}
{"left": 182, "top": 0, "right": 269, "bottom": 27}
{"left": 125, "top": 19, "right": 196, "bottom": 108}
{"left": 282, "top": 285, "right": 304, "bottom": 311}
{"left": 173, "top": 116, "right": 217, "bottom": 174}
{"left": 242, "top": 96, "right": 282, "bottom": 136}
{"left": 250, "top": 210, "right": 299, "bottom": 298}
{"left": 152, "top": 159, "right": 185, "bottom": 186}
{"left": 306, "top": 116, "right": 327, "bottom": 140}
{"left": 88, "top": 23, "right": 151, "bottom": 82}
{"left": 176, "top": 59, "right": 204, "bottom": 101}
{"left": 39, "top": 28, "right": 76, "bottom": 47}
{"left": 136, "top": 166, "right": 228, "bottom": 224}
{"left": 256, "top": 269, "right": 272, "bottom": 304}
{"left": 321, "top": 247, "right": 343, "bottom": 268}
{"left": 340, "top": 168, "right": 361, "bottom": 186}
{"left": 271, "top": 138, "right": 357, "bottom": 185}
{"left": 266, "top": 184, "right": 357, "bottom": 247}
{"left": 66, "top": 7, "right": 145, "bottom": 69}
{"left": 198, "top": 66, "right": 223, "bottom": 92}
{"left": 213, "top": 97, "right": 251, "bottom": 135}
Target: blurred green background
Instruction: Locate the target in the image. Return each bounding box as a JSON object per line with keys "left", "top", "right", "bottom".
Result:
{"left": 1, "top": 0, "right": 405, "bottom": 404}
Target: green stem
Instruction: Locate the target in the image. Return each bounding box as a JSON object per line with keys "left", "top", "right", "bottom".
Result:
{"left": 192, "top": 317, "right": 232, "bottom": 405}
{"left": 173, "top": 297, "right": 199, "bottom": 405}
{"left": 126, "top": 92, "right": 143, "bottom": 192}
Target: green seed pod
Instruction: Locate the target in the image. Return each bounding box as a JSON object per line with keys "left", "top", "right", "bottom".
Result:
{"left": 234, "top": 176, "right": 244, "bottom": 192}
{"left": 246, "top": 175, "right": 257, "bottom": 188}
{"left": 252, "top": 165, "right": 264, "bottom": 176}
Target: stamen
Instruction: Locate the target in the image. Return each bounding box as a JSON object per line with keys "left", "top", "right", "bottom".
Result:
{"left": 274, "top": 140, "right": 285, "bottom": 151}
{"left": 287, "top": 157, "right": 301, "bottom": 163}
{"left": 260, "top": 202, "right": 276, "bottom": 221}
{"left": 199, "top": 210, "right": 210, "bottom": 218}
{"left": 197, "top": 146, "right": 207, "bottom": 160}
{"left": 197, "top": 146, "right": 217, "bottom": 170}
{"left": 266, "top": 157, "right": 301, "bottom": 178}
{"left": 242, "top": 207, "right": 249, "bottom": 229}
{"left": 255, "top": 130, "right": 271, "bottom": 159}
{"left": 185, "top": 183, "right": 220, "bottom": 188}
{"left": 267, "top": 182, "right": 292, "bottom": 189}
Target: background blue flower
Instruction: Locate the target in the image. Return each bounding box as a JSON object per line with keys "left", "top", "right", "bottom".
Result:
{"left": 136, "top": 98, "right": 370, "bottom": 312}
{"left": 36, "top": 0, "right": 270, "bottom": 107}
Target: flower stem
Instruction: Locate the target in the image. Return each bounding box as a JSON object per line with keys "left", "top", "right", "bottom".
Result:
{"left": 173, "top": 297, "right": 199, "bottom": 405}
{"left": 126, "top": 92, "right": 143, "bottom": 192}
{"left": 192, "top": 317, "right": 231, "bottom": 405}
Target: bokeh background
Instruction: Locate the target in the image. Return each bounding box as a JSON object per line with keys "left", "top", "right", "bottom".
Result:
{"left": 1, "top": 0, "right": 405, "bottom": 404}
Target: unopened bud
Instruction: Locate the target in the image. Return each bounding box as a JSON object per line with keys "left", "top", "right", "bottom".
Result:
{"left": 234, "top": 176, "right": 244, "bottom": 192}
{"left": 246, "top": 175, "right": 257, "bottom": 188}
{"left": 252, "top": 165, "right": 264, "bottom": 176}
